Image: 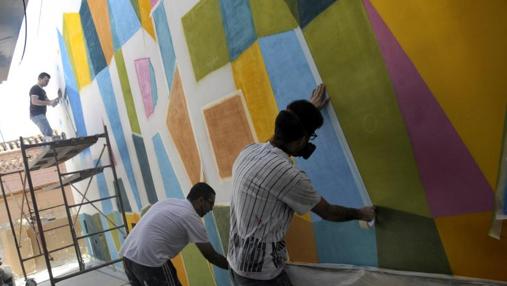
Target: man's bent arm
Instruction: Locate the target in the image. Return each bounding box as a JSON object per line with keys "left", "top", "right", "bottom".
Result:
{"left": 312, "top": 197, "right": 375, "bottom": 222}
{"left": 196, "top": 242, "right": 229, "bottom": 269}
{"left": 31, "top": 95, "right": 55, "bottom": 106}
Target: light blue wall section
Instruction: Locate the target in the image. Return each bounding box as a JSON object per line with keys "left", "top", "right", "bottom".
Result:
{"left": 96, "top": 68, "right": 142, "bottom": 210}
{"left": 204, "top": 212, "right": 232, "bottom": 286}
{"left": 108, "top": 0, "right": 141, "bottom": 51}
{"left": 153, "top": 4, "right": 176, "bottom": 89}
{"left": 219, "top": 0, "right": 256, "bottom": 60}
{"left": 152, "top": 133, "right": 183, "bottom": 199}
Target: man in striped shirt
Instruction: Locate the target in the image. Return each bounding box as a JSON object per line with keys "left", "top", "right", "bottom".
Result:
{"left": 227, "top": 84, "right": 375, "bottom": 285}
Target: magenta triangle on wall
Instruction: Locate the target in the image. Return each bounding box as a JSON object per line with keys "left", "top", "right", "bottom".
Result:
{"left": 363, "top": 0, "right": 493, "bottom": 217}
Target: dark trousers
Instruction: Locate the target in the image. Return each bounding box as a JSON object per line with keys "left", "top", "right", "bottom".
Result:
{"left": 123, "top": 257, "right": 182, "bottom": 286}
{"left": 231, "top": 269, "right": 293, "bottom": 286}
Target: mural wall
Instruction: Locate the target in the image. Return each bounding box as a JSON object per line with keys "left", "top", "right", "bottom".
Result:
{"left": 50, "top": 0, "right": 507, "bottom": 284}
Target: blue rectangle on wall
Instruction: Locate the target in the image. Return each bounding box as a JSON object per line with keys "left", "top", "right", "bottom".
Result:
{"left": 219, "top": 0, "right": 257, "bottom": 60}
{"left": 132, "top": 134, "right": 158, "bottom": 204}
{"left": 96, "top": 68, "right": 142, "bottom": 210}
{"left": 153, "top": 4, "right": 176, "bottom": 89}
{"left": 152, "top": 133, "right": 183, "bottom": 199}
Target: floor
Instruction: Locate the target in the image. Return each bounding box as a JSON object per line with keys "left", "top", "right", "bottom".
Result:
{"left": 15, "top": 262, "right": 129, "bottom": 286}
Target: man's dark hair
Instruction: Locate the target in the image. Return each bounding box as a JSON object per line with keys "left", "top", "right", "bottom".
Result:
{"left": 186, "top": 182, "right": 216, "bottom": 201}
{"left": 274, "top": 100, "right": 323, "bottom": 142}
{"left": 38, "top": 72, "right": 51, "bottom": 80}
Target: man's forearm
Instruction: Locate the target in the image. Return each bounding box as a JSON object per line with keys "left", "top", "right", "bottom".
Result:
{"left": 327, "top": 205, "right": 362, "bottom": 222}
{"left": 32, "top": 98, "right": 53, "bottom": 106}
{"left": 208, "top": 253, "right": 229, "bottom": 269}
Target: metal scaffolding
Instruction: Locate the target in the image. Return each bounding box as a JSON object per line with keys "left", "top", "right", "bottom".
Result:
{"left": 0, "top": 126, "right": 129, "bottom": 285}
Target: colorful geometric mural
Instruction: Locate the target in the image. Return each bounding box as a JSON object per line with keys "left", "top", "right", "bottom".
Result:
{"left": 56, "top": 0, "right": 507, "bottom": 283}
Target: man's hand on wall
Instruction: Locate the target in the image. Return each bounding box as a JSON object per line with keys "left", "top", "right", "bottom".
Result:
{"left": 310, "top": 83, "right": 330, "bottom": 109}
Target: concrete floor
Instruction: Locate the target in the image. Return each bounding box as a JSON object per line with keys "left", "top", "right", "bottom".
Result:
{"left": 15, "top": 263, "right": 129, "bottom": 286}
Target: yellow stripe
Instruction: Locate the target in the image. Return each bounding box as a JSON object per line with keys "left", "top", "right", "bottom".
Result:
{"left": 63, "top": 13, "right": 92, "bottom": 89}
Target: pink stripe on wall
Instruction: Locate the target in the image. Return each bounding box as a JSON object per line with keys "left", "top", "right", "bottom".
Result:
{"left": 135, "top": 57, "right": 154, "bottom": 117}
{"left": 363, "top": 0, "right": 493, "bottom": 217}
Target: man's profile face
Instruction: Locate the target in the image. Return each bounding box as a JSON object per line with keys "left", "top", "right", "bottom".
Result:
{"left": 198, "top": 194, "right": 215, "bottom": 217}
{"left": 39, "top": 76, "right": 50, "bottom": 87}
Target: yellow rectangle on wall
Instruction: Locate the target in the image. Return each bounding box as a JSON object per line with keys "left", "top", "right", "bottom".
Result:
{"left": 63, "top": 13, "right": 92, "bottom": 89}
{"left": 232, "top": 42, "right": 279, "bottom": 142}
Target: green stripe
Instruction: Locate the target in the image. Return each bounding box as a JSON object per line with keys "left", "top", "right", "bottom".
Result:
{"left": 114, "top": 49, "right": 141, "bottom": 134}
{"left": 181, "top": 244, "right": 216, "bottom": 286}
{"left": 303, "top": 0, "right": 430, "bottom": 217}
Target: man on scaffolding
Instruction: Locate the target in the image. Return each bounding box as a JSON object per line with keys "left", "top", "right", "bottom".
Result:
{"left": 29, "top": 72, "right": 62, "bottom": 142}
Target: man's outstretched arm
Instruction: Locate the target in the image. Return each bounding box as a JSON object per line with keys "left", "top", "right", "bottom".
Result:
{"left": 196, "top": 242, "right": 229, "bottom": 269}
{"left": 312, "top": 197, "right": 375, "bottom": 222}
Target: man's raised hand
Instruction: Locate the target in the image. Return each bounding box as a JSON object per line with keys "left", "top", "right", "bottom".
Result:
{"left": 309, "top": 83, "right": 330, "bottom": 110}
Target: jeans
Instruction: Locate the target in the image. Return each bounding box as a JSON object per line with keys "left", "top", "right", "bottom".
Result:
{"left": 231, "top": 269, "right": 293, "bottom": 286}
{"left": 123, "top": 257, "right": 182, "bottom": 286}
{"left": 30, "top": 114, "right": 53, "bottom": 137}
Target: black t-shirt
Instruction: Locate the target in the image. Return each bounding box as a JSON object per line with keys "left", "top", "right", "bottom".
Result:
{"left": 29, "top": 85, "right": 48, "bottom": 117}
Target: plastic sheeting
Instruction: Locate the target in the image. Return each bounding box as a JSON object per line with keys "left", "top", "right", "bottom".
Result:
{"left": 286, "top": 264, "right": 507, "bottom": 286}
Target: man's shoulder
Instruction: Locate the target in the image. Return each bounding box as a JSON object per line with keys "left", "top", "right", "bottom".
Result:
{"left": 30, "top": 85, "right": 43, "bottom": 95}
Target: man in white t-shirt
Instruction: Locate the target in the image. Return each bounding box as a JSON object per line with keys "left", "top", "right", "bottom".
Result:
{"left": 120, "top": 182, "right": 228, "bottom": 286}
{"left": 227, "top": 84, "right": 375, "bottom": 285}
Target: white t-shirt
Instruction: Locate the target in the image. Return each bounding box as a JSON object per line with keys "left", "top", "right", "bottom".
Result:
{"left": 120, "top": 198, "right": 209, "bottom": 267}
{"left": 227, "top": 143, "right": 321, "bottom": 280}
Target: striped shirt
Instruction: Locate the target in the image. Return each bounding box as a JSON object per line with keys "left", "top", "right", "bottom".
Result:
{"left": 227, "top": 143, "right": 321, "bottom": 280}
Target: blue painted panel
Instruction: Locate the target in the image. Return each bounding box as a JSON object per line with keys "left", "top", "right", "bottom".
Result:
{"left": 149, "top": 61, "right": 158, "bottom": 110}
{"left": 204, "top": 212, "right": 232, "bottom": 286}
{"left": 152, "top": 133, "right": 183, "bottom": 199}
{"left": 108, "top": 0, "right": 141, "bottom": 51}
{"left": 96, "top": 68, "right": 142, "bottom": 210}
{"left": 259, "top": 31, "right": 364, "bottom": 213}
{"left": 313, "top": 220, "right": 377, "bottom": 266}
{"left": 152, "top": 4, "right": 176, "bottom": 89}
{"left": 297, "top": 0, "right": 335, "bottom": 28}
{"left": 219, "top": 0, "right": 257, "bottom": 60}
{"left": 116, "top": 178, "right": 133, "bottom": 212}
{"left": 57, "top": 31, "right": 87, "bottom": 137}
{"left": 100, "top": 215, "right": 119, "bottom": 260}
{"left": 95, "top": 162, "right": 114, "bottom": 213}
{"left": 132, "top": 134, "right": 158, "bottom": 204}
{"left": 80, "top": 0, "right": 107, "bottom": 75}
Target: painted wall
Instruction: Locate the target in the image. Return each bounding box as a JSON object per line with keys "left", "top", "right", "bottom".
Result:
{"left": 5, "top": 0, "right": 507, "bottom": 284}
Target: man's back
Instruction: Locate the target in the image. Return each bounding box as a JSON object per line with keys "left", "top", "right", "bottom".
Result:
{"left": 120, "top": 198, "right": 208, "bottom": 267}
{"left": 228, "top": 143, "right": 320, "bottom": 280}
